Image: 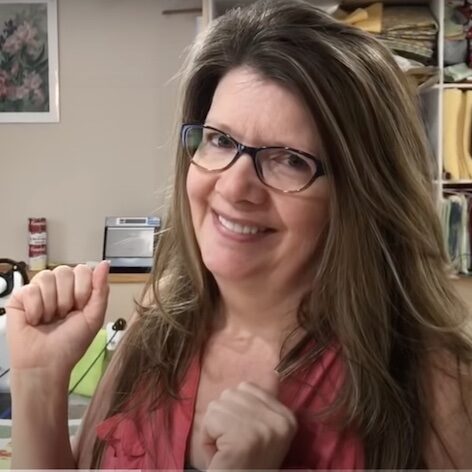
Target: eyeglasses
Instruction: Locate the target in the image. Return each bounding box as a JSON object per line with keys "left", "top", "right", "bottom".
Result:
{"left": 181, "top": 123, "right": 325, "bottom": 193}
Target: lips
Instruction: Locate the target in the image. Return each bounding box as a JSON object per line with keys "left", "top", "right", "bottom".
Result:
{"left": 212, "top": 210, "right": 272, "bottom": 236}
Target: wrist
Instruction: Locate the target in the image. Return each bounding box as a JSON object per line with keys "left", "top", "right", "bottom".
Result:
{"left": 10, "top": 367, "right": 70, "bottom": 392}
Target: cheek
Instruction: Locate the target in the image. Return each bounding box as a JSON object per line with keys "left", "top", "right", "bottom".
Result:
{"left": 186, "top": 165, "right": 215, "bottom": 225}
{"left": 295, "top": 203, "right": 329, "bottom": 239}
{"left": 284, "top": 186, "right": 330, "bottom": 248}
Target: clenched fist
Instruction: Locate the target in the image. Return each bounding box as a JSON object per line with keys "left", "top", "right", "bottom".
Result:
{"left": 5, "top": 261, "right": 110, "bottom": 374}
{"left": 202, "top": 373, "right": 298, "bottom": 470}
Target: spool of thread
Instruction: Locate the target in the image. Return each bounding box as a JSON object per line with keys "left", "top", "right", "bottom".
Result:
{"left": 28, "top": 217, "right": 47, "bottom": 271}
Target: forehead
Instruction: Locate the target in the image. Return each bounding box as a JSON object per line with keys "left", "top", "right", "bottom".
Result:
{"left": 205, "top": 66, "right": 320, "bottom": 154}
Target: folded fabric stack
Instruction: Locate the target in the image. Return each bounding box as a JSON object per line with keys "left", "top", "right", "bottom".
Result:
{"left": 441, "top": 193, "right": 472, "bottom": 274}
{"left": 444, "top": 1, "right": 472, "bottom": 82}
{"left": 334, "top": 2, "right": 438, "bottom": 89}
{"left": 378, "top": 5, "right": 437, "bottom": 64}
{"left": 443, "top": 89, "right": 472, "bottom": 181}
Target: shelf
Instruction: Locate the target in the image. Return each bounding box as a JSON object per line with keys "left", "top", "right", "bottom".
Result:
{"left": 442, "top": 180, "right": 472, "bottom": 186}
{"left": 443, "top": 83, "right": 472, "bottom": 89}
{"left": 108, "top": 273, "right": 149, "bottom": 284}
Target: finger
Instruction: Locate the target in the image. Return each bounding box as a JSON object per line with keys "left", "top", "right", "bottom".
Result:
{"left": 237, "top": 380, "right": 293, "bottom": 418}
{"left": 5, "top": 288, "right": 27, "bottom": 334}
{"left": 199, "top": 426, "right": 217, "bottom": 468}
{"left": 82, "top": 261, "right": 110, "bottom": 331}
{"left": 31, "top": 271, "right": 57, "bottom": 323}
{"left": 218, "top": 387, "right": 291, "bottom": 431}
{"left": 22, "top": 284, "right": 45, "bottom": 326}
{"left": 73, "top": 264, "right": 93, "bottom": 311}
{"left": 53, "top": 266, "right": 75, "bottom": 318}
{"left": 219, "top": 386, "right": 298, "bottom": 449}
{"left": 257, "top": 369, "right": 280, "bottom": 396}
{"left": 220, "top": 386, "right": 273, "bottom": 412}
{"left": 5, "top": 285, "right": 26, "bottom": 313}
{"left": 202, "top": 400, "right": 238, "bottom": 442}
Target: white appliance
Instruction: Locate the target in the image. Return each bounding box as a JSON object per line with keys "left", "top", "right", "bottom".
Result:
{"left": 103, "top": 216, "right": 161, "bottom": 273}
{"left": 0, "top": 259, "right": 29, "bottom": 394}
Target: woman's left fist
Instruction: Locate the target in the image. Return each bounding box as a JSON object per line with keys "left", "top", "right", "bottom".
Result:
{"left": 201, "top": 376, "right": 298, "bottom": 470}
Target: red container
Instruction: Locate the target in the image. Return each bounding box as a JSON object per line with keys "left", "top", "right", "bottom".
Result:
{"left": 28, "top": 217, "right": 47, "bottom": 270}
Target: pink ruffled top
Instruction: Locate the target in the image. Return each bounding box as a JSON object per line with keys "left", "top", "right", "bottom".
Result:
{"left": 96, "top": 346, "right": 364, "bottom": 469}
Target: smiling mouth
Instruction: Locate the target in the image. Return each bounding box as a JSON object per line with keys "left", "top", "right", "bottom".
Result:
{"left": 216, "top": 213, "right": 270, "bottom": 235}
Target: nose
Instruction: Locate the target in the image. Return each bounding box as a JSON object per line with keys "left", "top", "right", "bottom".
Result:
{"left": 214, "top": 153, "right": 268, "bottom": 206}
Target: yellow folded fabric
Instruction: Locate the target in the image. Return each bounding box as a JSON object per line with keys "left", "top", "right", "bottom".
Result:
{"left": 334, "top": 3, "right": 383, "bottom": 34}
{"left": 463, "top": 91, "right": 472, "bottom": 179}
{"left": 340, "top": 8, "right": 368, "bottom": 25}
{"left": 354, "top": 3, "right": 383, "bottom": 34}
{"left": 443, "top": 89, "right": 464, "bottom": 181}
{"left": 69, "top": 329, "right": 107, "bottom": 397}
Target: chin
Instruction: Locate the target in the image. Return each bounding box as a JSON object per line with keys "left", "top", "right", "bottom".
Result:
{"left": 201, "top": 253, "right": 257, "bottom": 282}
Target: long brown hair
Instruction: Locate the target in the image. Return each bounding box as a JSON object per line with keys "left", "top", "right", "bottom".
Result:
{"left": 81, "top": 0, "right": 472, "bottom": 468}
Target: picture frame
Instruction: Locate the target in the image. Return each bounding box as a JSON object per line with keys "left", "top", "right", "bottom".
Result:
{"left": 0, "top": 0, "right": 59, "bottom": 123}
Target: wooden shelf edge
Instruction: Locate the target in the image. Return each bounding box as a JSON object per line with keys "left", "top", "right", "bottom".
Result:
{"left": 108, "top": 273, "right": 150, "bottom": 284}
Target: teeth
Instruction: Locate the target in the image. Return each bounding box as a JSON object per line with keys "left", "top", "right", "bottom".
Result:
{"left": 218, "top": 215, "right": 263, "bottom": 235}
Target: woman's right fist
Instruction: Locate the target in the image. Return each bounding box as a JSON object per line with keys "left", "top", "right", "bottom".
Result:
{"left": 5, "top": 261, "right": 110, "bottom": 373}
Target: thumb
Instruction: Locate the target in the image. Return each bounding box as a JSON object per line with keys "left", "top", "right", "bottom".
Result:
{"left": 82, "top": 261, "right": 110, "bottom": 329}
{"left": 5, "top": 285, "right": 28, "bottom": 330}
{"left": 5, "top": 288, "right": 25, "bottom": 314}
{"left": 256, "top": 369, "right": 280, "bottom": 397}
{"left": 200, "top": 426, "right": 217, "bottom": 467}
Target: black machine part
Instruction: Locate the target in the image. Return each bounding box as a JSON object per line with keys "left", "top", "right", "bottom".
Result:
{"left": 0, "top": 259, "right": 29, "bottom": 316}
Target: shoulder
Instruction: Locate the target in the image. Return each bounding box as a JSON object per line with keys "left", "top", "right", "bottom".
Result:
{"left": 128, "top": 276, "right": 167, "bottom": 325}
{"left": 422, "top": 349, "right": 472, "bottom": 468}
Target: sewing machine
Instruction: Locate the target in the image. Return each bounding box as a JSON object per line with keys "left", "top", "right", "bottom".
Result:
{"left": 0, "top": 259, "right": 29, "bottom": 393}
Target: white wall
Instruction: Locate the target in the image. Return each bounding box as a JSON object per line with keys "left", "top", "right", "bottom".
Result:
{"left": 0, "top": 0, "right": 198, "bottom": 265}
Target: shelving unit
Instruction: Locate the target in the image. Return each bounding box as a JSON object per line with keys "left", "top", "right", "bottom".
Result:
{"left": 420, "top": 0, "right": 441, "bottom": 186}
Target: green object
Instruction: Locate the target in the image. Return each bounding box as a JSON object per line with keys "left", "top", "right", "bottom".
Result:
{"left": 69, "top": 329, "right": 107, "bottom": 397}
{"left": 444, "top": 63, "right": 472, "bottom": 83}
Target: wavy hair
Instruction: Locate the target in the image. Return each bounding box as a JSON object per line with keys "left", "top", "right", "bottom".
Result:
{"left": 79, "top": 1, "right": 472, "bottom": 468}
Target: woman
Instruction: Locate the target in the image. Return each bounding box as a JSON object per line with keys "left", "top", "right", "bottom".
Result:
{"left": 6, "top": 0, "right": 472, "bottom": 469}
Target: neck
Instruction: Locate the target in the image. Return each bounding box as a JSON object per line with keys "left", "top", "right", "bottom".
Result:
{"left": 212, "top": 277, "right": 307, "bottom": 346}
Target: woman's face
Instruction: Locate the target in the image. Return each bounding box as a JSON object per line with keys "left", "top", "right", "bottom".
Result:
{"left": 186, "top": 66, "right": 330, "bottom": 291}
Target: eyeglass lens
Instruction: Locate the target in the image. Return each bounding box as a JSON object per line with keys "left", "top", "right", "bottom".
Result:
{"left": 184, "top": 125, "right": 317, "bottom": 192}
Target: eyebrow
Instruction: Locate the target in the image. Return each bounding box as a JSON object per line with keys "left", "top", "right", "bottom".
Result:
{"left": 204, "top": 120, "right": 320, "bottom": 156}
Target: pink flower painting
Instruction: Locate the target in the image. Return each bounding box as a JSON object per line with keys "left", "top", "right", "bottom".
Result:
{"left": 0, "top": 3, "right": 50, "bottom": 112}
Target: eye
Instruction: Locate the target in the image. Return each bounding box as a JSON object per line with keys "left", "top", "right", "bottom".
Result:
{"left": 208, "top": 132, "right": 234, "bottom": 149}
{"left": 285, "top": 153, "right": 310, "bottom": 170}
{"left": 269, "top": 151, "right": 311, "bottom": 173}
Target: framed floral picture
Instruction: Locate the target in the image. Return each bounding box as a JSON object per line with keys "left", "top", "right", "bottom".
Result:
{"left": 0, "top": 0, "right": 58, "bottom": 122}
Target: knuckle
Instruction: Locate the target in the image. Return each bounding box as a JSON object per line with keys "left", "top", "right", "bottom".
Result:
{"left": 53, "top": 264, "right": 72, "bottom": 272}
{"left": 220, "top": 387, "right": 235, "bottom": 401}
{"left": 27, "top": 283, "right": 40, "bottom": 298}
{"left": 207, "top": 399, "right": 218, "bottom": 411}
{"left": 39, "top": 269, "right": 53, "bottom": 278}
{"left": 237, "top": 381, "right": 254, "bottom": 392}
{"left": 277, "top": 417, "right": 294, "bottom": 437}
{"left": 287, "top": 410, "right": 298, "bottom": 428}
{"left": 277, "top": 412, "right": 297, "bottom": 438}
{"left": 74, "top": 263, "right": 91, "bottom": 276}
{"left": 31, "top": 269, "right": 52, "bottom": 285}
{"left": 53, "top": 265, "right": 74, "bottom": 279}
{"left": 254, "top": 422, "right": 271, "bottom": 445}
